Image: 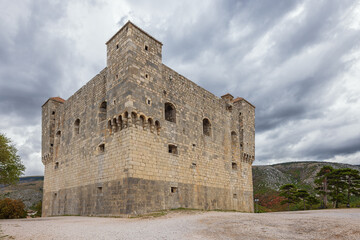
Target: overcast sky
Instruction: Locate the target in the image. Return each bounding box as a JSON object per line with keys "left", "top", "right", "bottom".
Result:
{"left": 1, "top": 0, "right": 360, "bottom": 176}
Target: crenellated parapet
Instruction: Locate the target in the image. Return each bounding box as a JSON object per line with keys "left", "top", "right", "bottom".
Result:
{"left": 107, "top": 110, "right": 161, "bottom": 135}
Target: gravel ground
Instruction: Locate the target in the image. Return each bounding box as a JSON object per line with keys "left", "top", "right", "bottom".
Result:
{"left": 1, "top": 209, "right": 360, "bottom": 240}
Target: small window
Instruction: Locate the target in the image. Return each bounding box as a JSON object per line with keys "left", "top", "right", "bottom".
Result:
{"left": 146, "top": 98, "right": 151, "bottom": 105}
{"left": 165, "top": 102, "right": 176, "bottom": 123}
{"left": 171, "top": 187, "right": 177, "bottom": 193}
{"left": 233, "top": 194, "right": 237, "bottom": 199}
{"left": 232, "top": 162, "right": 237, "bottom": 170}
{"left": 163, "top": 90, "right": 167, "bottom": 96}
{"left": 50, "top": 144, "right": 54, "bottom": 147}
{"left": 192, "top": 144, "right": 196, "bottom": 147}
{"left": 145, "top": 45, "right": 148, "bottom": 51}
{"left": 74, "top": 119, "right": 80, "bottom": 134}
{"left": 168, "top": 144, "right": 178, "bottom": 155}
{"left": 203, "top": 118, "right": 211, "bottom": 136}
{"left": 99, "top": 101, "right": 107, "bottom": 122}
{"left": 97, "top": 187, "right": 103, "bottom": 193}
{"left": 145, "top": 74, "right": 148, "bottom": 79}
{"left": 55, "top": 162, "right": 59, "bottom": 169}
{"left": 192, "top": 163, "right": 197, "bottom": 167}
{"left": 116, "top": 74, "right": 118, "bottom": 79}
{"left": 100, "top": 101, "right": 107, "bottom": 110}
{"left": 99, "top": 144, "right": 105, "bottom": 153}
{"left": 116, "top": 44, "right": 119, "bottom": 49}
{"left": 52, "top": 111, "right": 55, "bottom": 115}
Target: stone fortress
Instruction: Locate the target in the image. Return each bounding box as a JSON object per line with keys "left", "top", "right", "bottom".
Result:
{"left": 41, "top": 21, "right": 255, "bottom": 216}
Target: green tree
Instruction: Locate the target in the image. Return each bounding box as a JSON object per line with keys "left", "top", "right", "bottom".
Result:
{"left": 327, "top": 169, "right": 347, "bottom": 208}
{"left": 314, "top": 166, "right": 334, "bottom": 208}
{"left": 0, "top": 133, "right": 25, "bottom": 185}
{"left": 279, "top": 184, "right": 299, "bottom": 210}
{"left": 336, "top": 168, "right": 360, "bottom": 208}
{"left": 306, "top": 195, "right": 320, "bottom": 209}
{"left": 296, "top": 189, "right": 309, "bottom": 210}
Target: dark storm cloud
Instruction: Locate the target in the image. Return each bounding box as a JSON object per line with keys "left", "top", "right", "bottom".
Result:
{"left": 125, "top": 0, "right": 360, "bottom": 165}
{"left": 1, "top": 0, "right": 360, "bottom": 175}
{"left": 0, "top": 1, "right": 83, "bottom": 175}
{"left": 306, "top": 134, "right": 360, "bottom": 159}
{"left": 0, "top": 1, "right": 71, "bottom": 125}
{"left": 161, "top": 0, "right": 300, "bottom": 64}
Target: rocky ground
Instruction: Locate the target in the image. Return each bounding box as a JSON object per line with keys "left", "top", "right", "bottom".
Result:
{"left": 1, "top": 209, "right": 359, "bottom": 240}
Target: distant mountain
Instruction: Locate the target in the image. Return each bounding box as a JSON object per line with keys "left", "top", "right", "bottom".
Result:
{"left": 0, "top": 176, "right": 43, "bottom": 208}
{"left": 253, "top": 161, "right": 360, "bottom": 195}
{"left": 18, "top": 176, "right": 44, "bottom": 183}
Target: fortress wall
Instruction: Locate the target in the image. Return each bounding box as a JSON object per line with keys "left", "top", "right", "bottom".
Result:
{"left": 42, "top": 69, "right": 136, "bottom": 216}
{"left": 42, "top": 22, "right": 255, "bottom": 216}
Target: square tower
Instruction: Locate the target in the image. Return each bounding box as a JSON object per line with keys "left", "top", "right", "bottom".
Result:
{"left": 41, "top": 22, "right": 255, "bottom": 216}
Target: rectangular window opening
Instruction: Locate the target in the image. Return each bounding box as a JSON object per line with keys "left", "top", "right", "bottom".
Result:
{"left": 145, "top": 45, "right": 148, "bottom": 51}
{"left": 171, "top": 187, "right": 177, "bottom": 193}
{"left": 99, "top": 144, "right": 105, "bottom": 153}
{"left": 168, "top": 144, "right": 178, "bottom": 155}
{"left": 97, "top": 187, "right": 103, "bottom": 193}
{"left": 55, "top": 162, "right": 59, "bottom": 169}
{"left": 233, "top": 194, "right": 237, "bottom": 199}
{"left": 232, "top": 162, "right": 237, "bottom": 170}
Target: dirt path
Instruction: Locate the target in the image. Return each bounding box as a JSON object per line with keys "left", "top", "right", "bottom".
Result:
{"left": 1, "top": 209, "right": 359, "bottom": 240}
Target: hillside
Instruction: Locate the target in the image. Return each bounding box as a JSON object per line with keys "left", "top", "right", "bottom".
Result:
{"left": 253, "top": 161, "right": 360, "bottom": 195}
{"left": 0, "top": 176, "right": 43, "bottom": 208}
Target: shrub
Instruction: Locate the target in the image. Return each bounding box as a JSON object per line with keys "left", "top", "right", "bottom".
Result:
{"left": 31, "top": 201, "right": 42, "bottom": 217}
{"left": 0, "top": 198, "right": 27, "bottom": 219}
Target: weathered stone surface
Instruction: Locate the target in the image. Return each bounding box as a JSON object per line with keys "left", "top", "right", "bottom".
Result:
{"left": 41, "top": 21, "right": 255, "bottom": 217}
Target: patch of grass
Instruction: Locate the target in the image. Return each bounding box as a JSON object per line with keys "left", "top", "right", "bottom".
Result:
{"left": 170, "top": 207, "right": 199, "bottom": 211}
{"left": 129, "top": 211, "right": 167, "bottom": 219}
{"left": 212, "top": 209, "right": 238, "bottom": 212}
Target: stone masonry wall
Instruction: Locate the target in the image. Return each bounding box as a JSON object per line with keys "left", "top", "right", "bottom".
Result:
{"left": 42, "top": 21, "right": 255, "bottom": 216}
